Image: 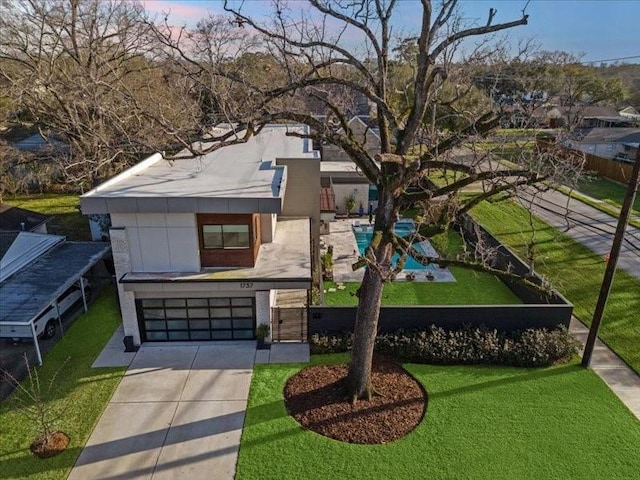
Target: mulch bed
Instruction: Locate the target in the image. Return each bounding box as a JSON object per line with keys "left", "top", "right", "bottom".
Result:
{"left": 284, "top": 356, "right": 426, "bottom": 444}
{"left": 30, "top": 431, "right": 70, "bottom": 458}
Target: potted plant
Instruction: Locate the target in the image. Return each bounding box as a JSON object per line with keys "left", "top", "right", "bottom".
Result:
{"left": 345, "top": 194, "right": 356, "bottom": 218}
{"left": 321, "top": 251, "right": 334, "bottom": 281}
{"left": 256, "top": 323, "right": 270, "bottom": 350}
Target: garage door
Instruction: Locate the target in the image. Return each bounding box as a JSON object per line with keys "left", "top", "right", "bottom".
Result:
{"left": 136, "top": 297, "right": 255, "bottom": 342}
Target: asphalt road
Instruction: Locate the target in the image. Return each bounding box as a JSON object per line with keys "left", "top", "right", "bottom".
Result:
{"left": 517, "top": 187, "right": 640, "bottom": 281}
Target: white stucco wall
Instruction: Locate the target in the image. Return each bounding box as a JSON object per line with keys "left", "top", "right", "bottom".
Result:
{"left": 110, "top": 213, "right": 199, "bottom": 272}
{"left": 332, "top": 184, "right": 369, "bottom": 216}
{"left": 255, "top": 290, "right": 272, "bottom": 342}
{"left": 260, "top": 213, "right": 275, "bottom": 243}
{"left": 110, "top": 228, "right": 141, "bottom": 345}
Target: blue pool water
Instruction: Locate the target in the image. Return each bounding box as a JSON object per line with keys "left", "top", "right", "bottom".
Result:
{"left": 353, "top": 221, "right": 436, "bottom": 271}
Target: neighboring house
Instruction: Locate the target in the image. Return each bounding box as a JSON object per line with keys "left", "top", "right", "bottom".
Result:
{"left": 0, "top": 203, "right": 53, "bottom": 234}
{"left": 0, "top": 231, "right": 110, "bottom": 363}
{"left": 80, "top": 125, "right": 320, "bottom": 346}
{"left": 12, "top": 133, "right": 68, "bottom": 155}
{"left": 565, "top": 128, "right": 640, "bottom": 161}
{"left": 581, "top": 116, "right": 635, "bottom": 128}
{"left": 322, "top": 116, "right": 381, "bottom": 162}
{"left": 532, "top": 105, "right": 619, "bottom": 128}
{"left": 564, "top": 128, "right": 640, "bottom": 184}
{"left": 619, "top": 106, "right": 640, "bottom": 121}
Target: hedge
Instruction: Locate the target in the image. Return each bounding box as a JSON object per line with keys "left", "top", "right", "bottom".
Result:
{"left": 309, "top": 325, "right": 580, "bottom": 367}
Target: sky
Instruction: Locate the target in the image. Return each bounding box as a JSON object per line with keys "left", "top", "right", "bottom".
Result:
{"left": 142, "top": 0, "right": 640, "bottom": 64}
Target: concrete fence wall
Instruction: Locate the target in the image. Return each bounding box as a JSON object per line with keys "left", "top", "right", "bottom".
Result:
{"left": 309, "top": 303, "right": 573, "bottom": 334}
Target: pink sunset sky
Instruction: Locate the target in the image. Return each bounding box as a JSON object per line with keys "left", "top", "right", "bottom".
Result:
{"left": 142, "top": 0, "right": 640, "bottom": 64}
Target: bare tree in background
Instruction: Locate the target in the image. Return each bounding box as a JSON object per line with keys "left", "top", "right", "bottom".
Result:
{"left": 0, "top": 0, "right": 196, "bottom": 189}
{"left": 146, "top": 0, "right": 585, "bottom": 401}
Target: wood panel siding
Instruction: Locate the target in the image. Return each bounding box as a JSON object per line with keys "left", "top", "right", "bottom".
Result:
{"left": 197, "top": 213, "right": 261, "bottom": 267}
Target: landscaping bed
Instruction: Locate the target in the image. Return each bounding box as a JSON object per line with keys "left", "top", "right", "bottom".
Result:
{"left": 284, "top": 356, "right": 425, "bottom": 444}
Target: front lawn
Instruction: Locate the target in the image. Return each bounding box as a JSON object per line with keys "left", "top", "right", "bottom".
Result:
{"left": 575, "top": 176, "right": 640, "bottom": 214}
{"left": 0, "top": 289, "right": 125, "bottom": 480}
{"left": 471, "top": 199, "right": 640, "bottom": 374}
{"left": 324, "top": 267, "right": 522, "bottom": 306}
{"left": 4, "top": 194, "right": 90, "bottom": 241}
{"left": 236, "top": 354, "right": 640, "bottom": 480}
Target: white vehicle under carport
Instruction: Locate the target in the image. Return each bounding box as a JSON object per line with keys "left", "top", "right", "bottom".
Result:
{"left": 34, "top": 279, "right": 92, "bottom": 339}
{"left": 1, "top": 278, "right": 92, "bottom": 341}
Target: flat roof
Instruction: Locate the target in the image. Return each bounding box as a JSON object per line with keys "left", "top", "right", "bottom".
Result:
{"left": 81, "top": 125, "right": 319, "bottom": 215}
{"left": 0, "top": 242, "right": 111, "bottom": 326}
{"left": 120, "top": 217, "right": 311, "bottom": 286}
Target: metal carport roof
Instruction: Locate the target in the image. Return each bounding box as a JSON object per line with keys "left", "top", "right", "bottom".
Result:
{"left": 0, "top": 241, "right": 111, "bottom": 363}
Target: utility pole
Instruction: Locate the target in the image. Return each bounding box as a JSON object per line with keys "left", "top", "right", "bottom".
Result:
{"left": 582, "top": 147, "right": 640, "bottom": 367}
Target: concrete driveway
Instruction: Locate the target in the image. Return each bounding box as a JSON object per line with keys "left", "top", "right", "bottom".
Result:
{"left": 68, "top": 343, "right": 255, "bottom": 480}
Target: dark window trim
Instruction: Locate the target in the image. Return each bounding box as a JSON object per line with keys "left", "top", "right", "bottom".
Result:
{"left": 201, "top": 224, "right": 251, "bottom": 250}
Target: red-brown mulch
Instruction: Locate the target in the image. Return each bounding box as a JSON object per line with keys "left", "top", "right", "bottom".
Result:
{"left": 30, "top": 431, "right": 70, "bottom": 458}
{"left": 283, "top": 356, "right": 427, "bottom": 444}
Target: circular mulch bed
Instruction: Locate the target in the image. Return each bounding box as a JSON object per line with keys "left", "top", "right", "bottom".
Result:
{"left": 30, "top": 431, "right": 70, "bottom": 458}
{"left": 284, "top": 356, "right": 426, "bottom": 444}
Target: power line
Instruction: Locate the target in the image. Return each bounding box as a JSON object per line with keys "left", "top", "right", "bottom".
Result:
{"left": 580, "top": 55, "right": 640, "bottom": 65}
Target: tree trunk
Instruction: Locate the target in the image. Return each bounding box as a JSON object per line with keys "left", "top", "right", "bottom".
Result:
{"left": 346, "top": 266, "right": 385, "bottom": 401}
{"left": 346, "top": 189, "right": 396, "bottom": 401}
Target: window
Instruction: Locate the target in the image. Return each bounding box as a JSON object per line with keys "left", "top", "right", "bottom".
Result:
{"left": 202, "top": 224, "right": 250, "bottom": 249}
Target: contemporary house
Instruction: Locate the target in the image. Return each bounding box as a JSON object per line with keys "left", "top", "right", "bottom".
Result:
{"left": 80, "top": 125, "right": 320, "bottom": 346}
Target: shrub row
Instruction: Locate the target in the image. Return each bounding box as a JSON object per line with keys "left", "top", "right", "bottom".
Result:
{"left": 309, "top": 325, "right": 580, "bottom": 367}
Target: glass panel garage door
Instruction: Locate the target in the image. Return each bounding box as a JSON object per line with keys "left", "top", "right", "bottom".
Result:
{"left": 137, "top": 297, "right": 255, "bottom": 341}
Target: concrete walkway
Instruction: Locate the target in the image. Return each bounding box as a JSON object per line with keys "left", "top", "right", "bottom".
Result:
{"left": 518, "top": 188, "right": 640, "bottom": 280}
{"left": 72, "top": 326, "right": 311, "bottom": 480}
{"left": 570, "top": 318, "right": 640, "bottom": 420}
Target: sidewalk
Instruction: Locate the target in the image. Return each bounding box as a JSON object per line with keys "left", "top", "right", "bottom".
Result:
{"left": 569, "top": 317, "right": 640, "bottom": 419}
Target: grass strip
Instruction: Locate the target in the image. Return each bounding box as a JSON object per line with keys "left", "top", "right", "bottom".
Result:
{"left": 471, "top": 199, "right": 640, "bottom": 374}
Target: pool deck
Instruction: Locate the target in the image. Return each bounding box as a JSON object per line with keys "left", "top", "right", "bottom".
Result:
{"left": 320, "top": 219, "right": 455, "bottom": 283}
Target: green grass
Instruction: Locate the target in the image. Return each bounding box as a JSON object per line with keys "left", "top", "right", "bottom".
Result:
{"left": 0, "top": 289, "right": 126, "bottom": 480}
{"left": 574, "top": 176, "right": 640, "bottom": 216}
{"left": 323, "top": 268, "right": 522, "bottom": 305}
{"left": 555, "top": 184, "right": 640, "bottom": 230}
{"left": 326, "top": 228, "right": 521, "bottom": 306}
{"left": 576, "top": 176, "right": 640, "bottom": 213}
{"left": 471, "top": 199, "right": 640, "bottom": 374}
{"left": 4, "top": 194, "right": 90, "bottom": 241}
{"left": 236, "top": 354, "right": 640, "bottom": 480}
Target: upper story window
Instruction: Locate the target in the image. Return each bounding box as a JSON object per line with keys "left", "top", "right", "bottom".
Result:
{"left": 202, "top": 224, "right": 250, "bottom": 249}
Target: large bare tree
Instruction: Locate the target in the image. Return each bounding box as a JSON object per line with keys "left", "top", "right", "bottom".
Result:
{"left": 0, "top": 0, "right": 195, "bottom": 189}
{"left": 148, "top": 0, "right": 582, "bottom": 401}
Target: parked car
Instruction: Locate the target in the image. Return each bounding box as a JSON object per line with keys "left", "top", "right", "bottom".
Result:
{"left": 3, "top": 278, "right": 91, "bottom": 342}
{"left": 33, "top": 279, "right": 92, "bottom": 339}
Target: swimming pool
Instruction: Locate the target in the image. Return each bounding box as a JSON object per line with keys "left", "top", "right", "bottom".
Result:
{"left": 352, "top": 220, "right": 436, "bottom": 271}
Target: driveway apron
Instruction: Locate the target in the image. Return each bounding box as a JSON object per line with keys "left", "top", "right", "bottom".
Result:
{"left": 68, "top": 344, "right": 255, "bottom": 480}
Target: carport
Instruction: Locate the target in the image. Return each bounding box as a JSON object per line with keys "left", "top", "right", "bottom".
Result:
{"left": 0, "top": 242, "right": 111, "bottom": 365}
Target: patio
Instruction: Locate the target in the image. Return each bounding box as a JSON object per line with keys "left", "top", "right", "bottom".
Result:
{"left": 320, "top": 218, "right": 454, "bottom": 283}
